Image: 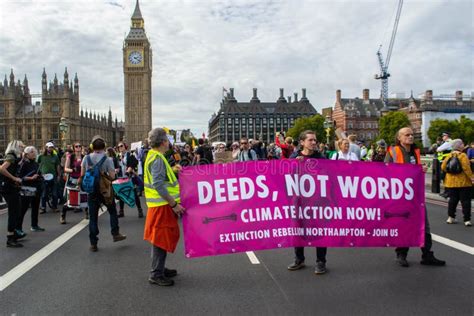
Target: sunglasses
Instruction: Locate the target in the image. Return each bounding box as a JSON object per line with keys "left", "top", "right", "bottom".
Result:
{"left": 74, "top": 145, "right": 82, "bottom": 148}
{"left": 118, "top": 144, "right": 124, "bottom": 148}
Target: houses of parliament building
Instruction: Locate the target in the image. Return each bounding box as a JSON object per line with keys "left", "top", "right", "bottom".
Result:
{"left": 0, "top": 68, "right": 124, "bottom": 152}
{"left": 0, "top": 0, "right": 157, "bottom": 152}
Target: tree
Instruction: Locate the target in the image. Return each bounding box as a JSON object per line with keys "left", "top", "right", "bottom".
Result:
{"left": 378, "top": 112, "right": 410, "bottom": 145}
{"left": 427, "top": 115, "right": 474, "bottom": 144}
{"left": 287, "top": 114, "right": 326, "bottom": 142}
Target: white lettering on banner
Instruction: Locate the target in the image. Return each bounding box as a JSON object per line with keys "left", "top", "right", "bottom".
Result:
{"left": 197, "top": 176, "right": 269, "bottom": 204}
{"left": 336, "top": 176, "right": 415, "bottom": 200}
{"left": 240, "top": 206, "right": 346, "bottom": 223}
{"left": 284, "top": 174, "right": 329, "bottom": 198}
{"left": 197, "top": 175, "right": 416, "bottom": 204}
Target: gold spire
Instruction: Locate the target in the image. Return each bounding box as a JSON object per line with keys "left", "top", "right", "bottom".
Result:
{"left": 131, "top": 0, "right": 144, "bottom": 28}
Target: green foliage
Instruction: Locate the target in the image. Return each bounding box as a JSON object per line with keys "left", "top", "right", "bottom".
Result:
{"left": 287, "top": 114, "right": 326, "bottom": 143}
{"left": 427, "top": 116, "right": 474, "bottom": 144}
{"left": 378, "top": 112, "right": 411, "bottom": 145}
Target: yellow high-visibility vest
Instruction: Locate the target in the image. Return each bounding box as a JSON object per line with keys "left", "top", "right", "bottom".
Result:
{"left": 144, "top": 149, "right": 180, "bottom": 207}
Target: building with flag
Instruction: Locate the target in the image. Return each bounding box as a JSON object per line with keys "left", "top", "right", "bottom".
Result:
{"left": 208, "top": 88, "right": 317, "bottom": 144}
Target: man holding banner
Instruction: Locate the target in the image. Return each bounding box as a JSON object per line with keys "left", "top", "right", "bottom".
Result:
{"left": 144, "top": 128, "right": 185, "bottom": 286}
{"left": 385, "top": 127, "right": 445, "bottom": 267}
{"left": 287, "top": 130, "right": 328, "bottom": 274}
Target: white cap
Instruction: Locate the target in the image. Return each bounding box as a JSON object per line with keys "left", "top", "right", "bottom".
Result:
{"left": 46, "top": 142, "right": 54, "bottom": 148}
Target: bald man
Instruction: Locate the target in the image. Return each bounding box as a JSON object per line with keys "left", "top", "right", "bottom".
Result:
{"left": 385, "top": 127, "right": 445, "bottom": 267}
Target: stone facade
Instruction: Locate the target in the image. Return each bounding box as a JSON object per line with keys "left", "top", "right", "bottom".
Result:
{"left": 399, "top": 90, "right": 473, "bottom": 147}
{"left": 332, "top": 88, "right": 473, "bottom": 146}
{"left": 208, "top": 88, "right": 317, "bottom": 144}
{"left": 123, "top": 0, "right": 152, "bottom": 143}
{"left": 0, "top": 68, "right": 124, "bottom": 152}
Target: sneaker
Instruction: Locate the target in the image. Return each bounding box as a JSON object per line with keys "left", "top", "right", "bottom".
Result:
{"left": 164, "top": 268, "right": 178, "bottom": 278}
{"left": 439, "top": 192, "right": 449, "bottom": 199}
{"left": 14, "top": 230, "right": 27, "bottom": 240}
{"left": 464, "top": 221, "right": 472, "bottom": 227}
{"left": 420, "top": 251, "right": 445, "bottom": 266}
{"left": 7, "top": 239, "right": 23, "bottom": 248}
{"left": 90, "top": 245, "right": 98, "bottom": 252}
{"left": 396, "top": 255, "right": 409, "bottom": 267}
{"left": 446, "top": 216, "right": 456, "bottom": 224}
{"left": 287, "top": 260, "right": 305, "bottom": 271}
{"left": 52, "top": 208, "right": 59, "bottom": 213}
{"left": 113, "top": 233, "right": 127, "bottom": 242}
{"left": 30, "top": 226, "right": 45, "bottom": 232}
{"left": 148, "top": 276, "right": 174, "bottom": 286}
{"left": 39, "top": 208, "right": 46, "bottom": 214}
{"left": 84, "top": 209, "right": 89, "bottom": 220}
{"left": 60, "top": 215, "right": 66, "bottom": 225}
{"left": 138, "top": 209, "right": 144, "bottom": 218}
{"left": 118, "top": 211, "right": 124, "bottom": 218}
{"left": 314, "top": 262, "right": 327, "bottom": 275}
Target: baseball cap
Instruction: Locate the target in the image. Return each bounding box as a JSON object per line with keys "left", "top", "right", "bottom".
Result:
{"left": 46, "top": 142, "right": 54, "bottom": 148}
{"left": 91, "top": 135, "right": 105, "bottom": 143}
{"left": 441, "top": 132, "right": 450, "bottom": 137}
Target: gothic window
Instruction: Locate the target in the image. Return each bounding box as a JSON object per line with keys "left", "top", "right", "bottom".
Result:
{"left": 27, "top": 128, "right": 32, "bottom": 140}
{"left": 0, "top": 126, "right": 5, "bottom": 140}
{"left": 36, "top": 127, "right": 42, "bottom": 139}
{"left": 51, "top": 125, "right": 59, "bottom": 140}
{"left": 17, "top": 126, "right": 22, "bottom": 139}
{"left": 52, "top": 103, "right": 60, "bottom": 114}
{"left": 348, "top": 123, "right": 353, "bottom": 129}
{"left": 0, "top": 104, "right": 4, "bottom": 117}
{"left": 366, "top": 112, "right": 371, "bottom": 118}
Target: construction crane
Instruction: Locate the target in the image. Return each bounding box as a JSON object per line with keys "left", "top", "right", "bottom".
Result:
{"left": 375, "top": 0, "right": 404, "bottom": 109}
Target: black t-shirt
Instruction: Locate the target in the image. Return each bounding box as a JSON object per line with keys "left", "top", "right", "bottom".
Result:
{"left": 18, "top": 158, "right": 42, "bottom": 188}
{"left": 196, "top": 145, "right": 213, "bottom": 165}
{"left": 290, "top": 150, "right": 324, "bottom": 159}
{"left": 1, "top": 152, "right": 20, "bottom": 191}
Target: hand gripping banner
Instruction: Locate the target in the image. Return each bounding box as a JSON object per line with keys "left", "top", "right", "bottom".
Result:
{"left": 180, "top": 159, "right": 425, "bottom": 258}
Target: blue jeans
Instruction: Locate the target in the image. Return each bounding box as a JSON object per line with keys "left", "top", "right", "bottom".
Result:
{"left": 88, "top": 193, "right": 119, "bottom": 245}
{"left": 41, "top": 179, "right": 58, "bottom": 209}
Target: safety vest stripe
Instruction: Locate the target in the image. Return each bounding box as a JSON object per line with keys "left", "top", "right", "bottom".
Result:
{"left": 145, "top": 194, "right": 180, "bottom": 203}
{"left": 144, "top": 181, "right": 178, "bottom": 189}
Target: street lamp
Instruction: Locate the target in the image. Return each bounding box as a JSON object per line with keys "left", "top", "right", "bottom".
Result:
{"left": 323, "top": 115, "right": 333, "bottom": 144}
{"left": 59, "top": 117, "right": 69, "bottom": 149}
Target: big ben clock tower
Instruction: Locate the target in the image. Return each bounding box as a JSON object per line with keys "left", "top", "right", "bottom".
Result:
{"left": 123, "top": 0, "right": 152, "bottom": 142}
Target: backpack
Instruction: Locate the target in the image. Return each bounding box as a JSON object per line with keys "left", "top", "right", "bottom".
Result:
{"left": 81, "top": 155, "right": 107, "bottom": 194}
{"left": 445, "top": 153, "right": 463, "bottom": 174}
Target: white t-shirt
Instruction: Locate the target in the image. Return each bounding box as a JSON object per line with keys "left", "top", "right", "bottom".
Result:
{"left": 331, "top": 151, "right": 359, "bottom": 161}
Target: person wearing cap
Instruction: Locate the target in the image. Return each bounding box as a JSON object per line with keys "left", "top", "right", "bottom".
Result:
{"left": 441, "top": 139, "right": 472, "bottom": 226}
{"left": 79, "top": 135, "right": 126, "bottom": 252}
{"left": 371, "top": 139, "right": 387, "bottom": 162}
{"left": 437, "top": 132, "right": 453, "bottom": 198}
{"left": 231, "top": 142, "right": 240, "bottom": 161}
{"left": 38, "top": 142, "right": 61, "bottom": 213}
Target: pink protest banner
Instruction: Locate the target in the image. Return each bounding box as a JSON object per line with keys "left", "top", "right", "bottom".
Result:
{"left": 180, "top": 159, "right": 425, "bottom": 258}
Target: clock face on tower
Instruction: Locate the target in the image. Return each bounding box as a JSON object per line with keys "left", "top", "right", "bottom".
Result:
{"left": 128, "top": 51, "right": 143, "bottom": 65}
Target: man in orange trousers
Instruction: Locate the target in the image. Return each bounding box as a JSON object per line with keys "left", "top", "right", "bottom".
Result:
{"left": 143, "top": 128, "right": 185, "bottom": 286}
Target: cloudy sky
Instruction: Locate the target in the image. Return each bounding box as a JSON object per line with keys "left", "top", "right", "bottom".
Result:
{"left": 0, "top": 0, "right": 472, "bottom": 136}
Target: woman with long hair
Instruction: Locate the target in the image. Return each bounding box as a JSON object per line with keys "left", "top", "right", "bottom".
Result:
{"left": 0, "top": 140, "right": 25, "bottom": 247}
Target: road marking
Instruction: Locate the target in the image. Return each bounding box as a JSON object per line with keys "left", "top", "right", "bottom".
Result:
{"left": 0, "top": 207, "right": 105, "bottom": 292}
{"left": 246, "top": 251, "right": 260, "bottom": 264}
{"left": 432, "top": 233, "right": 474, "bottom": 255}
